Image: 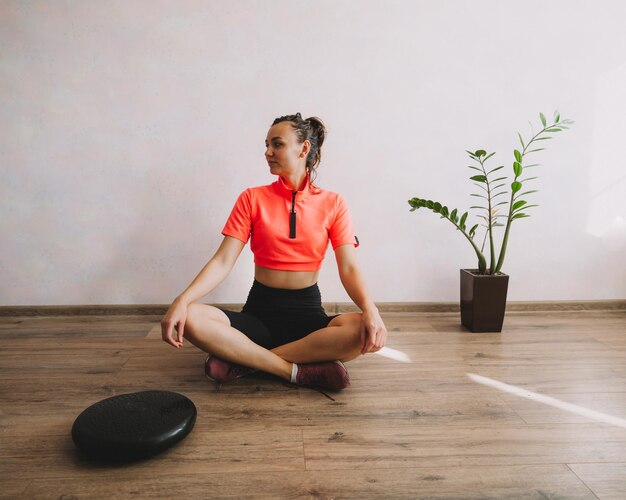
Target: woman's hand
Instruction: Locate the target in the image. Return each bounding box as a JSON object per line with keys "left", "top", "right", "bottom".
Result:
{"left": 359, "top": 308, "right": 387, "bottom": 354}
{"left": 160, "top": 297, "right": 189, "bottom": 349}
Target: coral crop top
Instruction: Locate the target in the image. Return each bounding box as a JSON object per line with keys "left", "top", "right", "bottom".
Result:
{"left": 221, "top": 174, "right": 359, "bottom": 271}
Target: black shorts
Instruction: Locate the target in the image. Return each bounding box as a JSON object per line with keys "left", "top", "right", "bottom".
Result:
{"left": 218, "top": 280, "right": 340, "bottom": 349}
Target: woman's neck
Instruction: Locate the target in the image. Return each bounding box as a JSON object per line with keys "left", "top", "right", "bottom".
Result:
{"left": 282, "top": 170, "right": 308, "bottom": 191}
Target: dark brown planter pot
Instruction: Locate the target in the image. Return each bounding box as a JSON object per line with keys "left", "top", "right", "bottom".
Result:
{"left": 460, "top": 269, "right": 509, "bottom": 332}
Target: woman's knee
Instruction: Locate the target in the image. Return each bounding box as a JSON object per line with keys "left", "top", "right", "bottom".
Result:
{"left": 328, "top": 313, "right": 362, "bottom": 345}
{"left": 184, "top": 303, "right": 230, "bottom": 338}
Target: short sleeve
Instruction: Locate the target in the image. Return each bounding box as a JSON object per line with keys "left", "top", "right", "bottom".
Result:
{"left": 221, "top": 189, "right": 252, "bottom": 244}
{"left": 329, "top": 194, "right": 360, "bottom": 250}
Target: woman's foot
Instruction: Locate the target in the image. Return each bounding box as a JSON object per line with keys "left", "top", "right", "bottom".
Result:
{"left": 205, "top": 355, "right": 256, "bottom": 383}
{"left": 294, "top": 361, "right": 350, "bottom": 390}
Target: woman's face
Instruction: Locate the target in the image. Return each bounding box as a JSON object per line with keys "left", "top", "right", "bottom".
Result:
{"left": 265, "top": 122, "right": 309, "bottom": 176}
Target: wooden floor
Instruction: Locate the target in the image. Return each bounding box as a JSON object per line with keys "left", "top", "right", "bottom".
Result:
{"left": 1, "top": 310, "right": 626, "bottom": 499}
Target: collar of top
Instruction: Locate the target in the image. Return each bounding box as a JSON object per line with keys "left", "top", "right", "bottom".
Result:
{"left": 272, "top": 172, "right": 319, "bottom": 200}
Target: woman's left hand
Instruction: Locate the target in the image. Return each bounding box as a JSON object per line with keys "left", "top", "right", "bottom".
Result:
{"left": 359, "top": 308, "right": 387, "bottom": 354}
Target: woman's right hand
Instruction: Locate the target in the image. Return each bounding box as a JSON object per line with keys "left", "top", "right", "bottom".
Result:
{"left": 161, "top": 297, "right": 189, "bottom": 349}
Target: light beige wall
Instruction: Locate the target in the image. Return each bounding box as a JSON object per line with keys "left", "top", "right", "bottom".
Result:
{"left": 2, "top": 0, "right": 625, "bottom": 305}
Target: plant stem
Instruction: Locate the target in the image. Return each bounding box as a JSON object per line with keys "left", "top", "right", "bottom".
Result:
{"left": 447, "top": 216, "right": 487, "bottom": 273}
{"left": 494, "top": 124, "right": 549, "bottom": 273}
{"left": 478, "top": 155, "right": 496, "bottom": 274}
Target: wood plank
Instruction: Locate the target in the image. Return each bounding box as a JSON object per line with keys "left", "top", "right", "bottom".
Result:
{"left": 498, "top": 392, "right": 626, "bottom": 424}
{"left": 568, "top": 462, "right": 626, "bottom": 499}
{"left": 186, "top": 387, "right": 525, "bottom": 433}
{"left": 0, "top": 428, "right": 305, "bottom": 480}
{"left": 302, "top": 423, "right": 626, "bottom": 470}
{"left": 20, "top": 464, "right": 597, "bottom": 499}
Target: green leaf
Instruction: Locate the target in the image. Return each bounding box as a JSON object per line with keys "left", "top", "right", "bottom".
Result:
{"left": 513, "top": 203, "right": 538, "bottom": 212}
{"left": 460, "top": 212, "right": 468, "bottom": 229}
{"left": 520, "top": 176, "right": 538, "bottom": 182}
{"left": 513, "top": 162, "right": 522, "bottom": 177}
{"left": 487, "top": 165, "right": 505, "bottom": 175}
{"left": 512, "top": 213, "right": 530, "bottom": 220}
{"left": 546, "top": 128, "right": 561, "bottom": 132}
{"left": 450, "top": 208, "right": 458, "bottom": 222}
{"left": 536, "top": 136, "right": 553, "bottom": 141}
{"left": 483, "top": 152, "right": 496, "bottom": 161}
{"left": 517, "top": 132, "right": 525, "bottom": 148}
{"left": 470, "top": 175, "right": 487, "bottom": 183}
{"left": 512, "top": 200, "right": 527, "bottom": 211}
{"left": 554, "top": 111, "right": 560, "bottom": 123}
{"left": 514, "top": 150, "right": 522, "bottom": 162}
{"left": 492, "top": 191, "right": 508, "bottom": 198}
{"left": 492, "top": 176, "right": 508, "bottom": 182}
{"left": 441, "top": 206, "right": 449, "bottom": 217}
{"left": 433, "top": 202, "right": 442, "bottom": 212}
{"left": 466, "top": 150, "right": 477, "bottom": 158}
{"left": 470, "top": 194, "right": 487, "bottom": 199}
{"left": 468, "top": 166, "right": 483, "bottom": 172}
{"left": 475, "top": 150, "right": 487, "bottom": 157}
{"left": 469, "top": 224, "right": 479, "bottom": 238}
{"left": 517, "top": 189, "right": 538, "bottom": 197}
{"left": 511, "top": 181, "right": 522, "bottom": 193}
{"left": 469, "top": 206, "right": 488, "bottom": 210}
{"left": 540, "top": 112, "right": 547, "bottom": 127}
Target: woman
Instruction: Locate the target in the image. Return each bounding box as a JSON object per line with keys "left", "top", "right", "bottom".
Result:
{"left": 161, "top": 113, "right": 387, "bottom": 391}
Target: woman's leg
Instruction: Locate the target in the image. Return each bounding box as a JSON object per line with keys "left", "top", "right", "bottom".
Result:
{"left": 182, "top": 303, "right": 292, "bottom": 380}
{"left": 271, "top": 313, "right": 364, "bottom": 364}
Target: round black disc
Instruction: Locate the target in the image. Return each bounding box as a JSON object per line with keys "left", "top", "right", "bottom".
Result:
{"left": 71, "top": 390, "right": 196, "bottom": 461}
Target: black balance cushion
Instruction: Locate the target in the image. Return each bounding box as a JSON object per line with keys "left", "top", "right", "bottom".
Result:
{"left": 72, "top": 390, "right": 196, "bottom": 461}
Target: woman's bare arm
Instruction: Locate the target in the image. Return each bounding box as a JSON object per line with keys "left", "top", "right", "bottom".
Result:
{"left": 161, "top": 236, "right": 245, "bottom": 348}
{"left": 334, "top": 244, "right": 387, "bottom": 354}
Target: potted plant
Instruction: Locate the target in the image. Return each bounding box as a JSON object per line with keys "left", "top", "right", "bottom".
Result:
{"left": 408, "top": 111, "right": 573, "bottom": 332}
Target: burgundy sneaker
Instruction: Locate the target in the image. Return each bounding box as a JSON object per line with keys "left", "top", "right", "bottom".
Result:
{"left": 205, "top": 355, "right": 256, "bottom": 384}
{"left": 295, "top": 361, "right": 350, "bottom": 390}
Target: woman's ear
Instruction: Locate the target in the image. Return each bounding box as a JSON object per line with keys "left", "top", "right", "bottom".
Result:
{"left": 300, "top": 140, "right": 311, "bottom": 158}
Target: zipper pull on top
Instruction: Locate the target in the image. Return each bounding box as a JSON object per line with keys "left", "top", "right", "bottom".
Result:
{"left": 289, "top": 191, "right": 297, "bottom": 239}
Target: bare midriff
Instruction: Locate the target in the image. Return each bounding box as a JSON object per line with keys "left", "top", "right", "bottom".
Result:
{"left": 254, "top": 265, "right": 320, "bottom": 290}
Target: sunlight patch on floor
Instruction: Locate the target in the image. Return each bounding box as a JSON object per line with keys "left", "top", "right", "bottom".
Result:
{"left": 374, "top": 346, "right": 411, "bottom": 363}
{"left": 467, "top": 372, "right": 626, "bottom": 429}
